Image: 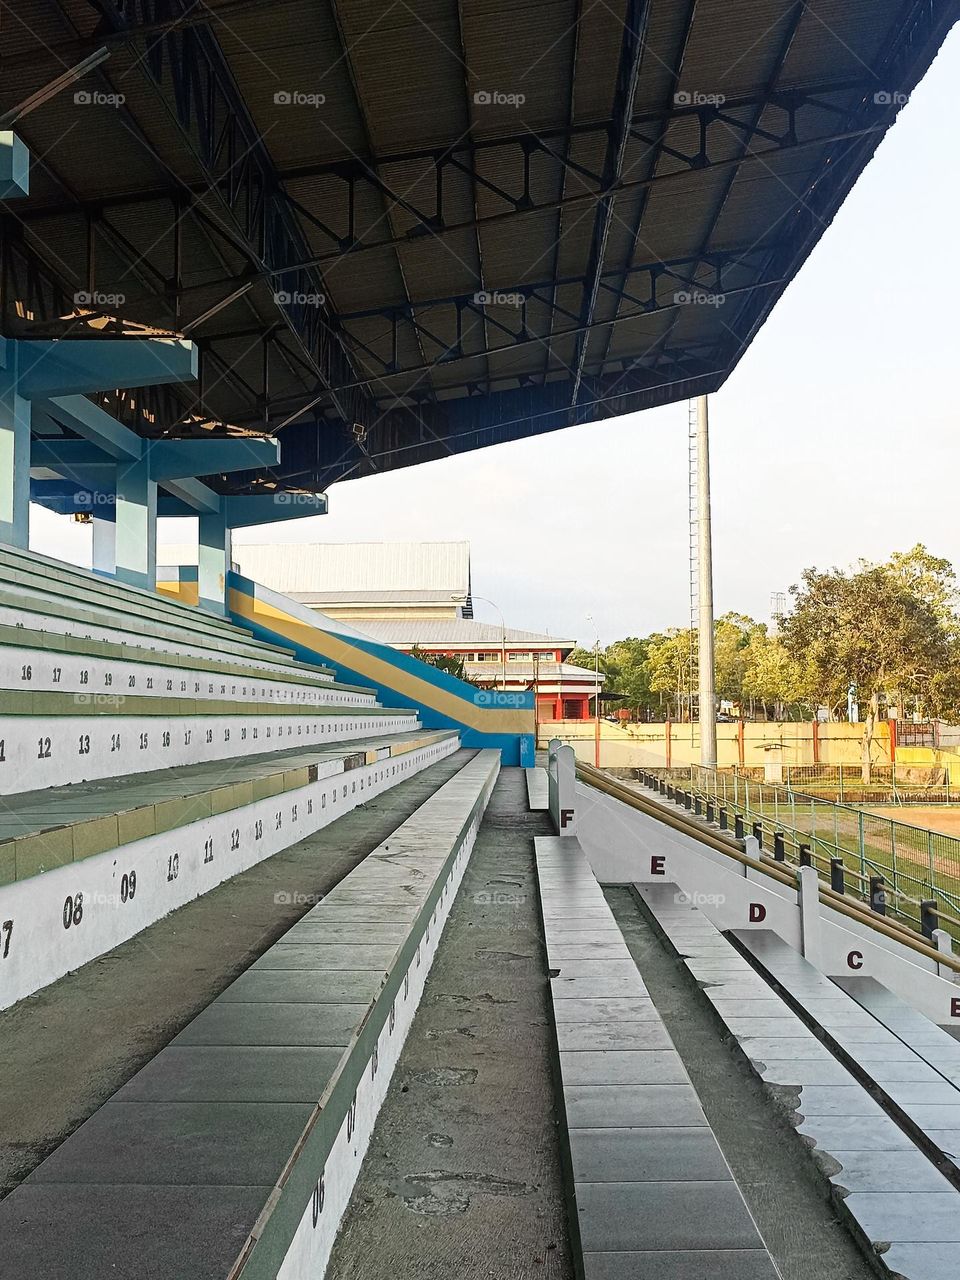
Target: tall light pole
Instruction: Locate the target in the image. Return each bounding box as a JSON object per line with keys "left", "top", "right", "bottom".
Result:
{"left": 454, "top": 593, "right": 506, "bottom": 689}
{"left": 695, "top": 396, "right": 717, "bottom": 767}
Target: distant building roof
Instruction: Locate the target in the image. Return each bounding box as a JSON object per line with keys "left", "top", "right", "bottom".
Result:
{"left": 466, "top": 661, "right": 605, "bottom": 684}
{"left": 233, "top": 541, "right": 472, "bottom": 612}
{"left": 356, "top": 619, "right": 574, "bottom": 648}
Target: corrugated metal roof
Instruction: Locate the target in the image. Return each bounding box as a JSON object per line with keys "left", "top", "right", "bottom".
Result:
{"left": 346, "top": 619, "right": 574, "bottom": 647}
{"left": 233, "top": 541, "right": 471, "bottom": 598}
{"left": 5, "top": 0, "right": 955, "bottom": 492}
{"left": 466, "top": 662, "right": 604, "bottom": 683}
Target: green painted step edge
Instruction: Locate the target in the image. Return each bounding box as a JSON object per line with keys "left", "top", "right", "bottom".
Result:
{"left": 0, "top": 690, "right": 419, "bottom": 717}
{"left": 0, "top": 577, "right": 299, "bottom": 666}
{"left": 0, "top": 544, "right": 248, "bottom": 639}
{"left": 0, "top": 620, "right": 384, "bottom": 694}
{"left": 0, "top": 584, "right": 345, "bottom": 677}
{"left": 236, "top": 751, "right": 498, "bottom": 1280}
{"left": 0, "top": 559, "right": 262, "bottom": 644}
{"left": 0, "top": 731, "right": 458, "bottom": 886}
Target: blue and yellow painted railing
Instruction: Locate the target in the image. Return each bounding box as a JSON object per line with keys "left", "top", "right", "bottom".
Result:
{"left": 222, "top": 572, "right": 534, "bottom": 766}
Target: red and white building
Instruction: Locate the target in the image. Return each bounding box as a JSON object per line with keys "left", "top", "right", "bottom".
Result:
{"left": 232, "top": 540, "right": 604, "bottom": 721}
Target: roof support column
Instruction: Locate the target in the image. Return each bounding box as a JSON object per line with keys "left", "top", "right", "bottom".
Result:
{"left": 91, "top": 507, "right": 117, "bottom": 576}
{"left": 0, "top": 349, "right": 31, "bottom": 548}
{"left": 198, "top": 507, "right": 231, "bottom": 616}
{"left": 114, "top": 458, "right": 157, "bottom": 590}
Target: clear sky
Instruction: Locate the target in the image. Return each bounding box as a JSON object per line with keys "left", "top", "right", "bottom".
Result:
{"left": 30, "top": 26, "right": 960, "bottom": 649}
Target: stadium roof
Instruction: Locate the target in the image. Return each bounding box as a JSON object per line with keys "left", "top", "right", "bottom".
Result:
{"left": 3, "top": 0, "right": 957, "bottom": 493}
{"left": 233, "top": 540, "right": 472, "bottom": 606}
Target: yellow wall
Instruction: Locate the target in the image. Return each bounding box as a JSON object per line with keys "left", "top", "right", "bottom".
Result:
{"left": 538, "top": 720, "right": 906, "bottom": 770}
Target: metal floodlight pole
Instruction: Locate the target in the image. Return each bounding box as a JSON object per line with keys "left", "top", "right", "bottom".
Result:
{"left": 463, "top": 593, "right": 507, "bottom": 690}
{"left": 696, "top": 395, "right": 718, "bottom": 767}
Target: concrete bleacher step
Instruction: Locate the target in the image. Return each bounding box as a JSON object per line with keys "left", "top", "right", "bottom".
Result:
{"left": 0, "top": 579, "right": 312, "bottom": 673}
{"left": 0, "top": 617, "right": 371, "bottom": 705}
{"left": 735, "top": 932, "right": 960, "bottom": 1183}
{"left": 536, "top": 837, "right": 781, "bottom": 1279}
{"left": 639, "top": 883, "right": 960, "bottom": 1280}
{"left": 0, "top": 748, "right": 500, "bottom": 1280}
{"left": 0, "top": 727, "right": 459, "bottom": 1011}
{"left": 0, "top": 544, "right": 340, "bottom": 680}
{"left": 0, "top": 541, "right": 247, "bottom": 637}
{"left": 0, "top": 692, "right": 420, "bottom": 791}
{"left": 525, "top": 764, "right": 548, "bottom": 810}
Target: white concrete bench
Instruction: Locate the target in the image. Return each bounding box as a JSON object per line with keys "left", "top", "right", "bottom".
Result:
{"left": 0, "top": 729, "right": 459, "bottom": 1010}
{"left": 537, "top": 838, "right": 779, "bottom": 1280}
{"left": 641, "top": 883, "right": 960, "bottom": 1280}
{"left": 0, "top": 749, "right": 500, "bottom": 1280}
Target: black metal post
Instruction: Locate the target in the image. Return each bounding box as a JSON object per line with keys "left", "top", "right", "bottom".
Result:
{"left": 830, "top": 858, "right": 845, "bottom": 893}
{"left": 734, "top": 814, "right": 744, "bottom": 840}
{"left": 869, "top": 875, "right": 886, "bottom": 915}
{"left": 798, "top": 844, "right": 812, "bottom": 867}
{"left": 752, "top": 822, "right": 763, "bottom": 849}
{"left": 921, "top": 899, "right": 939, "bottom": 939}
{"left": 773, "top": 831, "right": 785, "bottom": 861}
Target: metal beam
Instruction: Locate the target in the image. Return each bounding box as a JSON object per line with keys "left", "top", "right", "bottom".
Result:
{"left": 44, "top": 393, "right": 142, "bottom": 460}
{"left": 570, "top": 0, "right": 648, "bottom": 405}
{"left": 16, "top": 339, "right": 197, "bottom": 399}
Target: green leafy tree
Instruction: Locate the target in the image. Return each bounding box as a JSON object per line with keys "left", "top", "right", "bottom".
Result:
{"left": 409, "top": 645, "right": 480, "bottom": 686}
{"left": 741, "top": 628, "right": 811, "bottom": 720}
{"left": 778, "top": 558, "right": 958, "bottom": 780}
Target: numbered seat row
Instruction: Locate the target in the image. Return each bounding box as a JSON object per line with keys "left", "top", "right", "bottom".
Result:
{"left": 0, "top": 700, "right": 423, "bottom": 793}
{"left": 0, "top": 728, "right": 461, "bottom": 1010}
{"left": 0, "top": 625, "right": 374, "bottom": 708}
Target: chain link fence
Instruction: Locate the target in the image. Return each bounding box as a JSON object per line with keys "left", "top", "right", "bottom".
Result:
{"left": 673, "top": 766, "right": 960, "bottom": 938}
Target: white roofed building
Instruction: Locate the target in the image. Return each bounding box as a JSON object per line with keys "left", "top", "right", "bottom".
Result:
{"left": 230, "top": 541, "right": 603, "bottom": 721}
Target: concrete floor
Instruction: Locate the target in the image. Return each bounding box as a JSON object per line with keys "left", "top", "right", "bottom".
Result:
{"left": 0, "top": 748, "right": 474, "bottom": 1199}
{"left": 606, "top": 886, "right": 878, "bottom": 1280}
{"left": 327, "top": 768, "right": 573, "bottom": 1280}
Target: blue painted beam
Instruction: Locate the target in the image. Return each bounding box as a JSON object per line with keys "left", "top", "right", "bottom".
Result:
{"left": 16, "top": 338, "right": 198, "bottom": 399}
{"left": 224, "top": 492, "right": 327, "bottom": 527}
{"left": 44, "top": 394, "right": 142, "bottom": 460}
{"left": 0, "top": 131, "right": 29, "bottom": 199}
{"left": 30, "top": 479, "right": 114, "bottom": 514}
{"left": 148, "top": 435, "right": 279, "bottom": 480}
{"left": 31, "top": 439, "right": 114, "bottom": 470}
{"left": 159, "top": 476, "right": 221, "bottom": 514}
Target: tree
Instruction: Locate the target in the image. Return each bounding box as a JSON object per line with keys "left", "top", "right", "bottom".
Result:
{"left": 778, "top": 558, "right": 958, "bottom": 781}
{"left": 741, "top": 628, "right": 810, "bottom": 720}
{"left": 409, "top": 645, "right": 480, "bottom": 685}
{"left": 646, "top": 629, "right": 697, "bottom": 720}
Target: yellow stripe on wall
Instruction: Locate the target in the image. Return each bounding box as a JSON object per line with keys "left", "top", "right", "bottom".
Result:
{"left": 230, "top": 589, "right": 534, "bottom": 736}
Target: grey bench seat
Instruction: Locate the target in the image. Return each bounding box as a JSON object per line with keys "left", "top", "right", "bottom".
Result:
{"left": 736, "top": 934, "right": 960, "bottom": 1172}
{"left": 0, "top": 748, "right": 500, "bottom": 1280}
{"left": 640, "top": 884, "right": 960, "bottom": 1280}
{"left": 536, "top": 838, "right": 780, "bottom": 1280}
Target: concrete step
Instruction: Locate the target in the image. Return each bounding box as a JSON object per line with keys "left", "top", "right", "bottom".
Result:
{"left": 0, "top": 748, "right": 500, "bottom": 1280}
{"left": 0, "top": 748, "right": 475, "bottom": 1199}
{"left": 640, "top": 883, "right": 960, "bottom": 1280}
{"left": 0, "top": 697, "right": 420, "bottom": 792}
{"left": 0, "top": 729, "right": 459, "bottom": 1010}
{"left": 736, "top": 931, "right": 960, "bottom": 1187}
{"left": 538, "top": 840, "right": 780, "bottom": 1280}
{"left": 326, "top": 768, "right": 573, "bottom": 1280}
{"left": 0, "top": 617, "right": 353, "bottom": 698}
{"left": 525, "top": 764, "right": 548, "bottom": 809}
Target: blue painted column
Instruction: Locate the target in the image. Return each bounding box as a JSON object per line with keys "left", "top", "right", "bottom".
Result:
{"left": 0, "top": 343, "right": 30, "bottom": 548}
{"left": 91, "top": 507, "right": 117, "bottom": 576}
{"left": 198, "top": 508, "right": 231, "bottom": 615}
{"left": 114, "top": 459, "right": 157, "bottom": 588}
